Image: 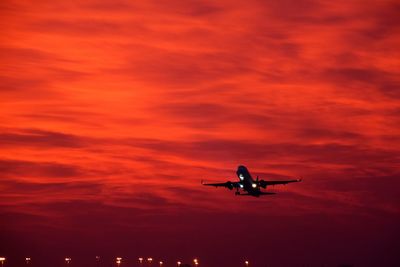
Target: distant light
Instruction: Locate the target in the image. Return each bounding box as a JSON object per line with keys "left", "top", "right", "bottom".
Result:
{"left": 159, "top": 261, "right": 163, "bottom": 266}
{"left": 26, "top": 257, "right": 31, "bottom": 264}
{"left": 239, "top": 174, "right": 244, "bottom": 180}
{"left": 0, "top": 258, "right": 5, "bottom": 261}
{"left": 139, "top": 257, "right": 144, "bottom": 263}
{"left": 239, "top": 184, "right": 244, "bottom": 188}
{"left": 245, "top": 260, "right": 249, "bottom": 265}
{"left": 177, "top": 261, "right": 182, "bottom": 266}
{"left": 65, "top": 258, "right": 71, "bottom": 264}
{"left": 95, "top": 256, "right": 100, "bottom": 260}
{"left": 147, "top": 257, "right": 153, "bottom": 262}
{"left": 252, "top": 183, "right": 257, "bottom": 188}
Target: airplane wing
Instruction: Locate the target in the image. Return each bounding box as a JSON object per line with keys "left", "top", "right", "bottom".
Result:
{"left": 201, "top": 180, "right": 240, "bottom": 190}
{"left": 259, "top": 178, "right": 302, "bottom": 187}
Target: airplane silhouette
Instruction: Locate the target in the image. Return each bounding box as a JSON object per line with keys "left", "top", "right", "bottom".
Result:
{"left": 202, "top": 165, "right": 301, "bottom": 197}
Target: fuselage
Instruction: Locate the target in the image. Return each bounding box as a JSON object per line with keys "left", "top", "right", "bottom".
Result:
{"left": 236, "top": 165, "right": 261, "bottom": 196}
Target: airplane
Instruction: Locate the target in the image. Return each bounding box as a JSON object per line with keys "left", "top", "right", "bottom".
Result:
{"left": 202, "top": 165, "right": 301, "bottom": 197}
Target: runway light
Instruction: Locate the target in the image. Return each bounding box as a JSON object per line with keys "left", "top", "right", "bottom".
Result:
{"left": 147, "top": 257, "right": 153, "bottom": 263}
{"left": 245, "top": 260, "right": 249, "bottom": 266}
{"left": 193, "top": 258, "right": 199, "bottom": 266}
{"left": 177, "top": 261, "right": 182, "bottom": 267}
{"left": 25, "top": 257, "right": 31, "bottom": 264}
{"left": 65, "top": 258, "right": 71, "bottom": 264}
{"left": 159, "top": 261, "right": 163, "bottom": 266}
{"left": 116, "top": 257, "right": 122, "bottom": 265}
{"left": 139, "top": 257, "right": 144, "bottom": 263}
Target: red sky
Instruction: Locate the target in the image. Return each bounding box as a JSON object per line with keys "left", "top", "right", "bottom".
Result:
{"left": 1, "top": 1, "right": 399, "bottom": 266}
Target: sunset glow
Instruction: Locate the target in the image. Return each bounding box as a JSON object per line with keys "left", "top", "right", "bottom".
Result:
{"left": 1, "top": 1, "right": 399, "bottom": 266}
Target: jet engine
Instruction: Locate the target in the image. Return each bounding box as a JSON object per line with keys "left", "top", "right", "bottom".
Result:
{"left": 259, "top": 180, "right": 267, "bottom": 189}
{"left": 256, "top": 176, "right": 267, "bottom": 189}
{"left": 226, "top": 181, "right": 234, "bottom": 190}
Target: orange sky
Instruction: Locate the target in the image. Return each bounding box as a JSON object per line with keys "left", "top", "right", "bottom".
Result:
{"left": 1, "top": 1, "right": 400, "bottom": 266}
